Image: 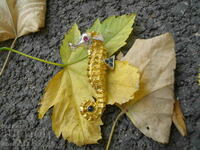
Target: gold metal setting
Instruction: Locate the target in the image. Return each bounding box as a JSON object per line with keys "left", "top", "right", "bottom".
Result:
{"left": 80, "top": 32, "right": 108, "bottom": 121}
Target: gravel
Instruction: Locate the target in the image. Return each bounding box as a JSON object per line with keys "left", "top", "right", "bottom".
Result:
{"left": 0, "top": 0, "right": 199, "bottom": 149}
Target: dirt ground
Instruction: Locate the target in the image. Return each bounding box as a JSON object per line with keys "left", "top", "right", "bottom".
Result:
{"left": 0, "top": 0, "right": 199, "bottom": 149}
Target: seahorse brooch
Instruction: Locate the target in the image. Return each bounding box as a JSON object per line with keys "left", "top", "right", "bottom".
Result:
{"left": 70, "top": 32, "right": 115, "bottom": 121}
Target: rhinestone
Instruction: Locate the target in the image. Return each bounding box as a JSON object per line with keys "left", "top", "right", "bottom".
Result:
{"left": 83, "top": 36, "right": 89, "bottom": 42}
{"left": 87, "top": 105, "right": 95, "bottom": 112}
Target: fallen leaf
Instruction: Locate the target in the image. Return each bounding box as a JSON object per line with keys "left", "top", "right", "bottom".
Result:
{"left": 107, "top": 61, "right": 140, "bottom": 105}
{"left": 0, "top": 0, "right": 46, "bottom": 77}
{"left": 38, "top": 14, "right": 139, "bottom": 146}
{"left": 60, "top": 23, "right": 87, "bottom": 65}
{"left": 121, "top": 33, "right": 176, "bottom": 143}
{"left": 38, "top": 60, "right": 139, "bottom": 146}
{"left": 0, "top": 0, "right": 46, "bottom": 42}
{"left": 88, "top": 14, "right": 136, "bottom": 56}
{"left": 172, "top": 100, "right": 187, "bottom": 136}
{"left": 60, "top": 14, "right": 136, "bottom": 65}
{"left": 38, "top": 62, "right": 103, "bottom": 146}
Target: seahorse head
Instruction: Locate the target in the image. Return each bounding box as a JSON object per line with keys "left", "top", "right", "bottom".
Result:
{"left": 69, "top": 32, "right": 103, "bottom": 49}
{"left": 79, "top": 32, "right": 104, "bottom": 44}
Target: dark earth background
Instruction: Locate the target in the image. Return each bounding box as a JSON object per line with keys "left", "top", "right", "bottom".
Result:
{"left": 0, "top": 0, "right": 200, "bottom": 150}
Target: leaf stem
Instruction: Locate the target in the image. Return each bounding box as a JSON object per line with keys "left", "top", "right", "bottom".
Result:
{"left": 106, "top": 111, "right": 125, "bottom": 150}
{"left": 67, "top": 56, "right": 87, "bottom": 66}
{"left": 0, "top": 37, "right": 18, "bottom": 76}
{"left": 0, "top": 47, "right": 66, "bottom": 67}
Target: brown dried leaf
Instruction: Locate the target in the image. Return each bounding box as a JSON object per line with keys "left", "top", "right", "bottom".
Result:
{"left": 172, "top": 100, "right": 187, "bottom": 136}
{"left": 0, "top": 0, "right": 46, "bottom": 42}
{"left": 121, "top": 33, "right": 176, "bottom": 143}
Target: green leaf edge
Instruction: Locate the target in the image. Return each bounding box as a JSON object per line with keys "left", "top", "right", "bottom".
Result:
{"left": 60, "top": 13, "right": 136, "bottom": 65}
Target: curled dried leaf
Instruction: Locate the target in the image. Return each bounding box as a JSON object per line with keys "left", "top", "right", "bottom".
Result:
{"left": 172, "top": 100, "right": 187, "bottom": 136}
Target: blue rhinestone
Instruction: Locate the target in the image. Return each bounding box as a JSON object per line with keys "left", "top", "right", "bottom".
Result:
{"left": 105, "top": 59, "right": 109, "bottom": 64}
{"left": 87, "top": 106, "right": 95, "bottom": 112}
{"left": 109, "top": 63, "right": 113, "bottom": 67}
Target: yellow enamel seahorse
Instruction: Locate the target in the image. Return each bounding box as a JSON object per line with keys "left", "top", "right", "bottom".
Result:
{"left": 70, "top": 32, "right": 114, "bottom": 121}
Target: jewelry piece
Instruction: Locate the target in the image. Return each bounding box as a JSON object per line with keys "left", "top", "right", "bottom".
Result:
{"left": 70, "top": 32, "right": 114, "bottom": 121}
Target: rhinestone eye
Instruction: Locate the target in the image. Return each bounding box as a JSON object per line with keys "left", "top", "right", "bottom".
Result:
{"left": 87, "top": 105, "right": 95, "bottom": 112}
{"left": 83, "top": 36, "right": 89, "bottom": 42}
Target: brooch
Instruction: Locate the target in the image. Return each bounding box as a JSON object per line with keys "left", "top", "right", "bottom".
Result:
{"left": 70, "top": 32, "right": 115, "bottom": 120}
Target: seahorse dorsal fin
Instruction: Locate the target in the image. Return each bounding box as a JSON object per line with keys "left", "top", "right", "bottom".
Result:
{"left": 104, "top": 56, "right": 115, "bottom": 70}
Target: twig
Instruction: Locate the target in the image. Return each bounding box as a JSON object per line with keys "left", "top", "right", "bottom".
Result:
{"left": 0, "top": 47, "right": 65, "bottom": 67}
{"left": 106, "top": 111, "right": 125, "bottom": 150}
{"left": 0, "top": 37, "right": 18, "bottom": 76}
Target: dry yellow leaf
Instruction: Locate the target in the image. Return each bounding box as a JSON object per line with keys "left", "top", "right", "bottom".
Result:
{"left": 121, "top": 33, "right": 176, "bottom": 143}
{"left": 38, "top": 60, "right": 139, "bottom": 146}
{"left": 172, "top": 100, "right": 187, "bottom": 136}
{"left": 39, "top": 59, "right": 102, "bottom": 146}
{"left": 0, "top": 0, "right": 46, "bottom": 42}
